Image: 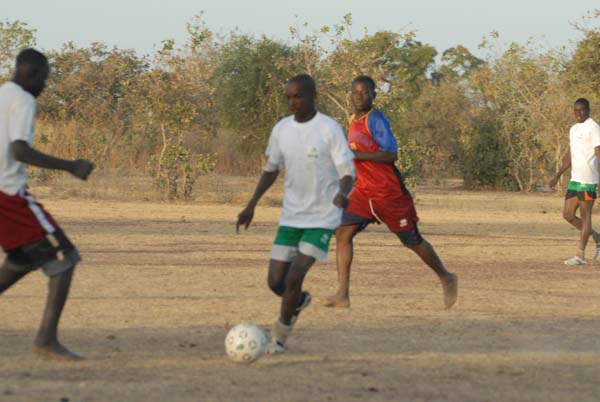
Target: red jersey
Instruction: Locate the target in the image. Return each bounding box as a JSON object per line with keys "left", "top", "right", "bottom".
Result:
{"left": 348, "top": 108, "right": 408, "bottom": 199}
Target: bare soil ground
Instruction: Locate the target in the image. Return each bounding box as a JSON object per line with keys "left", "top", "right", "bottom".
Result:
{"left": 1, "top": 179, "right": 600, "bottom": 402}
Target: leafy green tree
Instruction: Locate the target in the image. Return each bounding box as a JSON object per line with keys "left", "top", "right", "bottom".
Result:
{"left": 432, "top": 45, "right": 483, "bottom": 83}
{"left": 214, "top": 35, "right": 296, "bottom": 153}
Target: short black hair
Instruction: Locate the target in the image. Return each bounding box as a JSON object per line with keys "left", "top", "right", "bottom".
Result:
{"left": 15, "top": 48, "right": 49, "bottom": 80}
{"left": 288, "top": 74, "right": 316, "bottom": 94}
{"left": 575, "top": 98, "right": 590, "bottom": 110}
{"left": 352, "top": 75, "right": 376, "bottom": 93}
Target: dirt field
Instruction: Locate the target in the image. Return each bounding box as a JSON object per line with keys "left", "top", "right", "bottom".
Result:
{"left": 2, "top": 180, "right": 600, "bottom": 402}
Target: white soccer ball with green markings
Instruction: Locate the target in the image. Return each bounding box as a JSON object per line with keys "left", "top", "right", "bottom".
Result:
{"left": 225, "top": 323, "right": 267, "bottom": 363}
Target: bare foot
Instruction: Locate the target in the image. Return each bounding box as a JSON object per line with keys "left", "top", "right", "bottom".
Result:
{"left": 315, "top": 295, "right": 350, "bottom": 308}
{"left": 33, "top": 342, "right": 84, "bottom": 361}
{"left": 442, "top": 273, "right": 458, "bottom": 309}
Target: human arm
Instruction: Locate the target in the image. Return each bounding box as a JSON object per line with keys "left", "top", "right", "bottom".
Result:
{"left": 236, "top": 169, "right": 279, "bottom": 233}
{"left": 11, "top": 140, "right": 94, "bottom": 180}
{"left": 333, "top": 174, "right": 354, "bottom": 208}
{"left": 355, "top": 110, "right": 398, "bottom": 163}
{"left": 548, "top": 145, "right": 570, "bottom": 189}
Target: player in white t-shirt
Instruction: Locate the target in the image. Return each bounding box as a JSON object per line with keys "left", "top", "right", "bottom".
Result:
{"left": 0, "top": 49, "right": 94, "bottom": 360}
{"left": 549, "top": 98, "right": 600, "bottom": 265}
{"left": 236, "top": 74, "right": 355, "bottom": 354}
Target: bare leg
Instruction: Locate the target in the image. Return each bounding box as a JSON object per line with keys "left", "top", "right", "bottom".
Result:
{"left": 407, "top": 240, "right": 458, "bottom": 309}
{"left": 318, "top": 224, "right": 360, "bottom": 308}
{"left": 577, "top": 199, "right": 595, "bottom": 258}
{"left": 0, "top": 264, "right": 28, "bottom": 294}
{"left": 33, "top": 267, "right": 83, "bottom": 361}
{"left": 564, "top": 197, "right": 600, "bottom": 243}
{"left": 279, "top": 253, "right": 315, "bottom": 325}
{"left": 268, "top": 259, "right": 291, "bottom": 297}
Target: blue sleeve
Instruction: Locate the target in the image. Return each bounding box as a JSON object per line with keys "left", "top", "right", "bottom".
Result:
{"left": 367, "top": 110, "right": 397, "bottom": 154}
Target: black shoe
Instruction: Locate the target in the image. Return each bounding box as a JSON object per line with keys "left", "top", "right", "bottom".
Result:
{"left": 291, "top": 291, "right": 312, "bottom": 324}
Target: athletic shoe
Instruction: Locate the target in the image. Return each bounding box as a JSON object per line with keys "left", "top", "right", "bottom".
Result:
{"left": 267, "top": 320, "right": 292, "bottom": 355}
{"left": 291, "top": 291, "right": 311, "bottom": 325}
{"left": 564, "top": 256, "right": 587, "bottom": 265}
{"left": 265, "top": 340, "right": 286, "bottom": 355}
{"left": 594, "top": 243, "right": 600, "bottom": 260}
{"left": 295, "top": 291, "right": 311, "bottom": 315}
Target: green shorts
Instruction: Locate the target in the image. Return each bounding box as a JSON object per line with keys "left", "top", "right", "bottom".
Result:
{"left": 566, "top": 181, "right": 597, "bottom": 201}
{"left": 271, "top": 226, "right": 335, "bottom": 262}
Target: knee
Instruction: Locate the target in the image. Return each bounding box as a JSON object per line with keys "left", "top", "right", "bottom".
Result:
{"left": 563, "top": 211, "right": 576, "bottom": 222}
{"left": 397, "top": 228, "right": 424, "bottom": 248}
{"left": 336, "top": 229, "right": 354, "bottom": 246}
{"left": 268, "top": 274, "right": 285, "bottom": 296}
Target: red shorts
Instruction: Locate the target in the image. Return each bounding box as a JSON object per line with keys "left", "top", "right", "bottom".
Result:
{"left": 0, "top": 189, "right": 57, "bottom": 251}
{"left": 344, "top": 189, "right": 419, "bottom": 232}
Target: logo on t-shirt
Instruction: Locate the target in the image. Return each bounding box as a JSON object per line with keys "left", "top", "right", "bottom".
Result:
{"left": 399, "top": 219, "right": 408, "bottom": 228}
{"left": 307, "top": 146, "right": 319, "bottom": 159}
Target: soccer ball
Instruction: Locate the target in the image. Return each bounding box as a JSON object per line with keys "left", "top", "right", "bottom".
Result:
{"left": 225, "top": 323, "right": 267, "bottom": 363}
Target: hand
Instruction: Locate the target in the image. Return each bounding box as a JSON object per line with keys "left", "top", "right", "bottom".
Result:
{"left": 70, "top": 159, "right": 94, "bottom": 180}
{"left": 333, "top": 192, "right": 349, "bottom": 209}
{"left": 548, "top": 175, "right": 559, "bottom": 190}
{"left": 236, "top": 205, "right": 255, "bottom": 233}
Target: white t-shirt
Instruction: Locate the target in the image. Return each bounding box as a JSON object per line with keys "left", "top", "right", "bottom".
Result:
{"left": 266, "top": 112, "right": 355, "bottom": 229}
{"left": 0, "top": 81, "right": 36, "bottom": 195}
{"left": 569, "top": 117, "right": 600, "bottom": 184}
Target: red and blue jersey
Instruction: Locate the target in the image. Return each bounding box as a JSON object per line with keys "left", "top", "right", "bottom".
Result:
{"left": 348, "top": 108, "right": 408, "bottom": 199}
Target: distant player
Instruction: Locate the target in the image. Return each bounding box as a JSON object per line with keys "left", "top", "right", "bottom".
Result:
{"left": 549, "top": 98, "right": 600, "bottom": 265}
{"left": 0, "top": 49, "right": 94, "bottom": 360}
{"left": 318, "top": 75, "right": 457, "bottom": 309}
{"left": 236, "top": 74, "right": 355, "bottom": 354}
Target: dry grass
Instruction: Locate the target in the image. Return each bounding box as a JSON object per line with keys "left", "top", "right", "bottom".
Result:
{"left": 1, "top": 177, "right": 600, "bottom": 402}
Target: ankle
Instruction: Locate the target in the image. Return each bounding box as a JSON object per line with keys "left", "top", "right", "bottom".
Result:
{"left": 336, "top": 291, "right": 349, "bottom": 300}
{"left": 34, "top": 333, "right": 58, "bottom": 347}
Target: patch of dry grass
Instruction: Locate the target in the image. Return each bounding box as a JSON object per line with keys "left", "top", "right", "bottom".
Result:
{"left": 1, "top": 177, "right": 600, "bottom": 402}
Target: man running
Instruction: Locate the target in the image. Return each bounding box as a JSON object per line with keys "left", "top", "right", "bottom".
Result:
{"left": 319, "top": 75, "right": 457, "bottom": 309}
{"left": 549, "top": 98, "right": 600, "bottom": 265}
{"left": 0, "top": 49, "right": 94, "bottom": 360}
{"left": 236, "top": 74, "right": 355, "bottom": 354}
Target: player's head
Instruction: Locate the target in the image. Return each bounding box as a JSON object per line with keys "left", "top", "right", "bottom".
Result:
{"left": 351, "top": 75, "right": 376, "bottom": 113}
{"left": 285, "top": 74, "right": 317, "bottom": 117}
{"left": 574, "top": 98, "right": 590, "bottom": 123}
{"left": 13, "top": 48, "right": 50, "bottom": 98}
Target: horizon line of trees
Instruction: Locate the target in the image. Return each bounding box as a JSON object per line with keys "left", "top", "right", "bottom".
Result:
{"left": 2, "top": 11, "right": 600, "bottom": 199}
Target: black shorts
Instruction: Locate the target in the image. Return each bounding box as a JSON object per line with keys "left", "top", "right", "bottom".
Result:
{"left": 341, "top": 210, "right": 424, "bottom": 247}
{"left": 565, "top": 190, "right": 597, "bottom": 201}
{"left": 3, "top": 228, "right": 80, "bottom": 277}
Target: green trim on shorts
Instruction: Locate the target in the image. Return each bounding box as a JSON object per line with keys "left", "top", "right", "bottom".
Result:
{"left": 274, "top": 226, "right": 334, "bottom": 253}
{"left": 568, "top": 181, "right": 597, "bottom": 192}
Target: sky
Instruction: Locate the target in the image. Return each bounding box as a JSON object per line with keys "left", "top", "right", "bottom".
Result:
{"left": 2, "top": 0, "right": 599, "bottom": 57}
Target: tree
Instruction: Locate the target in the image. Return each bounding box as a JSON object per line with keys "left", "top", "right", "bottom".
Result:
{"left": 432, "top": 45, "right": 483, "bottom": 83}
{"left": 214, "top": 35, "right": 296, "bottom": 153}
{"left": 0, "top": 20, "right": 36, "bottom": 76}
{"left": 131, "top": 17, "right": 217, "bottom": 199}
{"left": 38, "top": 43, "right": 146, "bottom": 167}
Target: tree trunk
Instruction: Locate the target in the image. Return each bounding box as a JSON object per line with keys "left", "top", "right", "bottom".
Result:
{"left": 157, "top": 122, "right": 168, "bottom": 180}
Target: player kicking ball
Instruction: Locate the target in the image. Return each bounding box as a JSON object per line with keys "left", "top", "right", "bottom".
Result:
{"left": 0, "top": 49, "right": 94, "bottom": 360}
{"left": 549, "top": 98, "right": 600, "bottom": 265}
{"left": 318, "top": 75, "right": 457, "bottom": 309}
{"left": 236, "top": 74, "right": 355, "bottom": 354}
